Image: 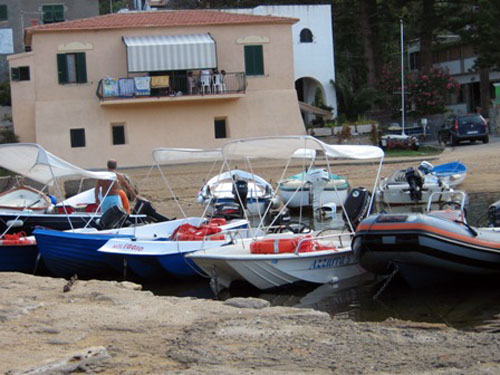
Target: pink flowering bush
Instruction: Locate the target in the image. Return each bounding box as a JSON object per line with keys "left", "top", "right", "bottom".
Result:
{"left": 378, "top": 62, "right": 460, "bottom": 117}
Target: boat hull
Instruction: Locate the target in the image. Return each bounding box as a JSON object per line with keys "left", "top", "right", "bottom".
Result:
{"left": 188, "top": 236, "right": 366, "bottom": 290}
{"left": 0, "top": 243, "right": 38, "bottom": 273}
{"left": 34, "top": 228, "right": 130, "bottom": 279}
{"left": 280, "top": 188, "right": 349, "bottom": 209}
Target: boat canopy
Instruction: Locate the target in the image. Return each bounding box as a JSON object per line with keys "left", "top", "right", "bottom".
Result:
{"left": 152, "top": 148, "right": 223, "bottom": 165}
{"left": 0, "top": 143, "right": 116, "bottom": 185}
{"left": 222, "top": 136, "right": 384, "bottom": 160}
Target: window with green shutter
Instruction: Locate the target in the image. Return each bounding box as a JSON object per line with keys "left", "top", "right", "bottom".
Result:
{"left": 0, "top": 5, "right": 7, "bottom": 21}
{"left": 42, "top": 4, "right": 64, "bottom": 24}
{"left": 57, "top": 53, "right": 87, "bottom": 84}
{"left": 11, "top": 66, "right": 30, "bottom": 81}
{"left": 244, "top": 45, "right": 264, "bottom": 76}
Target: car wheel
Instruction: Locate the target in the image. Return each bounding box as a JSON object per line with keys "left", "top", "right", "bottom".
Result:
{"left": 437, "top": 134, "right": 443, "bottom": 146}
{"left": 451, "top": 135, "right": 458, "bottom": 146}
{"left": 483, "top": 135, "right": 489, "bottom": 144}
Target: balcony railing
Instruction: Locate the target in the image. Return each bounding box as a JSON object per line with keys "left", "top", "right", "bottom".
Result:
{"left": 96, "top": 72, "right": 247, "bottom": 101}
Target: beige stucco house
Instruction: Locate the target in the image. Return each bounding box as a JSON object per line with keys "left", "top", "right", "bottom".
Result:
{"left": 8, "top": 10, "right": 305, "bottom": 169}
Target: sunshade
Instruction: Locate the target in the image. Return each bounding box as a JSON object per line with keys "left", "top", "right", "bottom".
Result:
{"left": 0, "top": 143, "right": 116, "bottom": 185}
{"left": 123, "top": 33, "right": 217, "bottom": 73}
{"left": 222, "top": 136, "right": 384, "bottom": 160}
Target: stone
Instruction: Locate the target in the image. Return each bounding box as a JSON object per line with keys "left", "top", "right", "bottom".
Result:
{"left": 223, "top": 297, "right": 270, "bottom": 309}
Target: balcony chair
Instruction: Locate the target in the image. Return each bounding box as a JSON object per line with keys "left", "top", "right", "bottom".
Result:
{"left": 212, "top": 73, "right": 226, "bottom": 93}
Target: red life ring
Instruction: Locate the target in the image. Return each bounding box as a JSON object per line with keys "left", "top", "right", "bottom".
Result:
{"left": 250, "top": 236, "right": 336, "bottom": 254}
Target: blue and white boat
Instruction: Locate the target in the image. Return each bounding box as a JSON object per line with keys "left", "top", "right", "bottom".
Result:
{"left": 34, "top": 217, "right": 219, "bottom": 279}
{"left": 97, "top": 218, "right": 253, "bottom": 279}
{"left": 424, "top": 161, "right": 467, "bottom": 187}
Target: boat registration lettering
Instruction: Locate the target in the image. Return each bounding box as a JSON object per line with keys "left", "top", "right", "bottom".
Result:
{"left": 111, "top": 243, "right": 144, "bottom": 252}
{"left": 309, "top": 256, "right": 349, "bottom": 270}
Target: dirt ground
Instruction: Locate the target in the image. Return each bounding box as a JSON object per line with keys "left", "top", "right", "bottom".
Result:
{"left": 2, "top": 139, "right": 500, "bottom": 374}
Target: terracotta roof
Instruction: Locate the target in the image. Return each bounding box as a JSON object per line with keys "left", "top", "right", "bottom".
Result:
{"left": 28, "top": 10, "right": 297, "bottom": 33}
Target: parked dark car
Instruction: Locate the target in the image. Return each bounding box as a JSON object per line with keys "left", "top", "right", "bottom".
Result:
{"left": 438, "top": 113, "right": 489, "bottom": 146}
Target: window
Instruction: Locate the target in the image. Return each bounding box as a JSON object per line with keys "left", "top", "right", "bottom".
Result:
{"left": 300, "top": 28, "right": 313, "bottom": 43}
{"left": 214, "top": 118, "right": 227, "bottom": 139}
{"left": 244, "top": 45, "right": 264, "bottom": 76}
{"left": 57, "top": 53, "right": 87, "bottom": 84}
{"left": 11, "top": 66, "right": 30, "bottom": 81}
{"left": 0, "top": 5, "right": 7, "bottom": 21}
{"left": 409, "top": 52, "right": 420, "bottom": 71}
{"left": 42, "top": 4, "right": 64, "bottom": 24}
{"left": 112, "top": 125, "right": 126, "bottom": 145}
{"left": 70, "top": 128, "right": 86, "bottom": 148}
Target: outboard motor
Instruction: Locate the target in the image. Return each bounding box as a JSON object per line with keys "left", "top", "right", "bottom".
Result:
{"left": 405, "top": 167, "right": 424, "bottom": 202}
{"left": 133, "top": 198, "right": 171, "bottom": 223}
{"left": 212, "top": 202, "right": 244, "bottom": 220}
{"left": 418, "top": 161, "right": 434, "bottom": 175}
{"left": 488, "top": 200, "right": 500, "bottom": 227}
{"left": 343, "top": 187, "right": 371, "bottom": 230}
{"left": 233, "top": 178, "right": 249, "bottom": 208}
{"left": 98, "top": 205, "right": 129, "bottom": 229}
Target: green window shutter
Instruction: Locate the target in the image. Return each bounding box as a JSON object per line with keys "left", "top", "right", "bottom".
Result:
{"left": 42, "top": 5, "right": 53, "bottom": 23}
{"left": 0, "top": 5, "right": 7, "bottom": 21}
{"left": 11, "top": 67, "right": 19, "bottom": 81}
{"left": 57, "top": 54, "right": 68, "bottom": 84}
{"left": 75, "top": 53, "right": 87, "bottom": 83}
{"left": 54, "top": 5, "right": 64, "bottom": 22}
{"left": 244, "top": 45, "right": 264, "bottom": 76}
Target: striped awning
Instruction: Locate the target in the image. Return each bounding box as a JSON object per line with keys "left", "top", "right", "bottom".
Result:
{"left": 123, "top": 33, "right": 217, "bottom": 73}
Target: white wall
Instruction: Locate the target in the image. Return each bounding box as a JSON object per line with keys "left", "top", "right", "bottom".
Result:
{"left": 229, "top": 5, "right": 337, "bottom": 117}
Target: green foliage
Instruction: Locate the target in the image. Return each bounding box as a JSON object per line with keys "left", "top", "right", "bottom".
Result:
{"left": 99, "top": 0, "right": 130, "bottom": 14}
{"left": 385, "top": 145, "right": 442, "bottom": 158}
{"left": 0, "top": 81, "right": 11, "bottom": 106}
{"left": 333, "top": 77, "right": 379, "bottom": 122}
{"left": 0, "top": 128, "right": 18, "bottom": 144}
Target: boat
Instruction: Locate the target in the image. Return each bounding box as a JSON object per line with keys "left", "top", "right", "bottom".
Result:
{"left": 35, "top": 147, "right": 252, "bottom": 280}
{"left": 418, "top": 160, "right": 467, "bottom": 187}
{"left": 187, "top": 135, "right": 385, "bottom": 291}
{"left": 279, "top": 168, "right": 350, "bottom": 210}
{"left": 0, "top": 232, "right": 39, "bottom": 273}
{"left": 34, "top": 217, "right": 222, "bottom": 279}
{"left": 0, "top": 185, "right": 53, "bottom": 212}
{"left": 0, "top": 143, "right": 150, "bottom": 235}
{"left": 376, "top": 165, "right": 455, "bottom": 206}
{"left": 197, "top": 169, "right": 279, "bottom": 217}
{"left": 355, "top": 192, "right": 500, "bottom": 288}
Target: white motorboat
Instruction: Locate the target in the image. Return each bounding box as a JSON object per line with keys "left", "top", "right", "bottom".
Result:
{"left": 0, "top": 185, "right": 53, "bottom": 212}
{"left": 279, "top": 168, "right": 350, "bottom": 209}
{"left": 376, "top": 166, "right": 454, "bottom": 206}
{"left": 197, "top": 169, "right": 279, "bottom": 216}
{"left": 188, "top": 135, "right": 385, "bottom": 291}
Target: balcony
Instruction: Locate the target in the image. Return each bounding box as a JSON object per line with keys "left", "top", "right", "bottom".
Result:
{"left": 96, "top": 72, "right": 247, "bottom": 106}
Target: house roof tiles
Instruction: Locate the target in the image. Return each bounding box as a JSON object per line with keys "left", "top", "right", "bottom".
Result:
{"left": 28, "top": 10, "right": 297, "bottom": 33}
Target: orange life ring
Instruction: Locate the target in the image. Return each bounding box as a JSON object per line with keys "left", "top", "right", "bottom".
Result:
{"left": 250, "top": 236, "right": 336, "bottom": 254}
{"left": 119, "top": 190, "right": 130, "bottom": 213}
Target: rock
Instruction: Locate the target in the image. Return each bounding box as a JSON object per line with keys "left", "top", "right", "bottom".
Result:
{"left": 118, "top": 281, "right": 142, "bottom": 291}
{"left": 223, "top": 297, "right": 270, "bottom": 309}
{"left": 10, "top": 346, "right": 110, "bottom": 375}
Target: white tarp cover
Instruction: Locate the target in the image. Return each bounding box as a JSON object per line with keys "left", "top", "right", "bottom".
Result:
{"left": 222, "top": 136, "right": 384, "bottom": 160}
{"left": 123, "top": 33, "right": 217, "bottom": 73}
{"left": 0, "top": 143, "right": 116, "bottom": 185}
{"left": 153, "top": 148, "right": 223, "bottom": 165}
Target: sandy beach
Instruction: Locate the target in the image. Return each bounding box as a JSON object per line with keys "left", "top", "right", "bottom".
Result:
{"left": 3, "top": 138, "right": 500, "bottom": 374}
